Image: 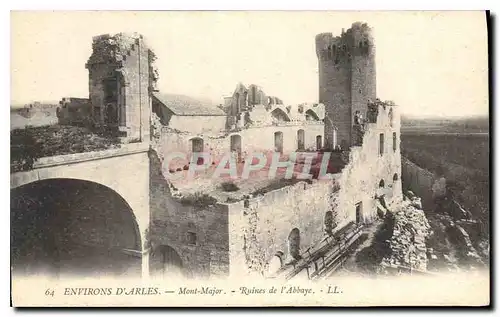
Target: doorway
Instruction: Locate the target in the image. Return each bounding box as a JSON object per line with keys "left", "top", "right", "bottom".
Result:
{"left": 316, "top": 135, "right": 322, "bottom": 150}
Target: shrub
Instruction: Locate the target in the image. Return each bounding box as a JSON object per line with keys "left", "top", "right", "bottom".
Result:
{"left": 179, "top": 192, "right": 217, "bottom": 208}
{"left": 221, "top": 181, "right": 239, "bottom": 192}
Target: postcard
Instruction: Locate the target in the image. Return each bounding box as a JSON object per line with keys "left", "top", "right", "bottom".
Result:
{"left": 10, "top": 10, "right": 490, "bottom": 307}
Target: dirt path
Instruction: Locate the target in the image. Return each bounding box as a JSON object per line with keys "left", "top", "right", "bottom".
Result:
{"left": 335, "top": 220, "right": 386, "bottom": 276}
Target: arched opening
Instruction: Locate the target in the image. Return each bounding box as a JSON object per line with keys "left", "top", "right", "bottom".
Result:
{"left": 274, "top": 131, "right": 283, "bottom": 154}
{"left": 297, "top": 129, "right": 305, "bottom": 151}
{"left": 11, "top": 179, "right": 141, "bottom": 278}
{"left": 379, "top": 179, "right": 385, "bottom": 188}
{"left": 270, "top": 108, "right": 291, "bottom": 122}
{"left": 288, "top": 228, "right": 301, "bottom": 261}
{"left": 190, "top": 137, "right": 204, "bottom": 165}
{"left": 389, "top": 108, "right": 394, "bottom": 127}
{"left": 316, "top": 135, "right": 323, "bottom": 150}
{"left": 267, "top": 251, "right": 284, "bottom": 274}
{"left": 230, "top": 134, "right": 242, "bottom": 163}
{"left": 393, "top": 173, "right": 399, "bottom": 181}
{"left": 104, "top": 103, "right": 118, "bottom": 127}
{"left": 150, "top": 245, "right": 184, "bottom": 279}
{"left": 332, "top": 127, "right": 338, "bottom": 150}
{"left": 305, "top": 109, "right": 320, "bottom": 121}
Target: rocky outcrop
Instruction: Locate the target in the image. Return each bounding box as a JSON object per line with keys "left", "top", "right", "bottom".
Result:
{"left": 381, "top": 194, "right": 431, "bottom": 271}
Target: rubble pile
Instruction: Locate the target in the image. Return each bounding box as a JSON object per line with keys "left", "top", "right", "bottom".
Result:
{"left": 381, "top": 194, "right": 431, "bottom": 271}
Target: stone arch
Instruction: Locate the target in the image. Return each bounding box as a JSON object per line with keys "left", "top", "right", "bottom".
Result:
{"left": 270, "top": 107, "right": 291, "bottom": 122}
{"left": 150, "top": 245, "right": 184, "bottom": 279}
{"left": 305, "top": 109, "right": 320, "bottom": 121}
{"left": 297, "top": 129, "right": 305, "bottom": 151}
{"left": 288, "top": 228, "right": 301, "bottom": 261}
{"left": 11, "top": 178, "right": 142, "bottom": 278}
{"left": 379, "top": 179, "right": 385, "bottom": 188}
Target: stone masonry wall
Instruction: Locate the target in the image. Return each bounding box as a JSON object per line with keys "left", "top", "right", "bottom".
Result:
{"left": 336, "top": 103, "right": 402, "bottom": 224}
{"left": 157, "top": 124, "right": 324, "bottom": 170}
{"left": 149, "top": 151, "right": 230, "bottom": 279}
{"left": 226, "top": 180, "right": 341, "bottom": 277}
{"left": 401, "top": 157, "right": 440, "bottom": 211}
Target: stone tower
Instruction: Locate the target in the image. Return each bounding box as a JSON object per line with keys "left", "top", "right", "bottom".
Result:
{"left": 315, "top": 22, "right": 376, "bottom": 150}
{"left": 86, "top": 32, "right": 158, "bottom": 143}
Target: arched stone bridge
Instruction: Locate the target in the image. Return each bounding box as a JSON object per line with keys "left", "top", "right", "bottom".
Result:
{"left": 10, "top": 142, "right": 151, "bottom": 278}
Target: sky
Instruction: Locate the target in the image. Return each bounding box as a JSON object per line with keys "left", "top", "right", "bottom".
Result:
{"left": 11, "top": 11, "right": 488, "bottom": 117}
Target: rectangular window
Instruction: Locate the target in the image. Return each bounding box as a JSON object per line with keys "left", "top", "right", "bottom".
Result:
{"left": 393, "top": 132, "right": 397, "bottom": 152}
{"left": 187, "top": 232, "right": 197, "bottom": 245}
{"left": 379, "top": 133, "right": 384, "bottom": 156}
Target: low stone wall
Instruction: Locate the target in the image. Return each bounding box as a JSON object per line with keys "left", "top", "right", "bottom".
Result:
{"left": 149, "top": 151, "right": 230, "bottom": 279}
{"left": 401, "top": 157, "right": 446, "bottom": 210}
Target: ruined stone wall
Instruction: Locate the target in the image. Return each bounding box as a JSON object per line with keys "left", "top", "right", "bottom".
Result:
{"left": 149, "top": 152, "right": 230, "bottom": 279}
{"left": 226, "top": 180, "right": 343, "bottom": 277}
{"left": 336, "top": 104, "right": 402, "bottom": 224}
{"left": 157, "top": 124, "right": 324, "bottom": 170}
{"left": 401, "top": 157, "right": 438, "bottom": 211}
{"left": 57, "top": 97, "right": 91, "bottom": 126}
{"left": 168, "top": 116, "right": 227, "bottom": 135}
{"left": 86, "top": 33, "right": 152, "bottom": 142}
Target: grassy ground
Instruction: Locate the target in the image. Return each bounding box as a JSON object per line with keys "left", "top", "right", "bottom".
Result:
{"left": 401, "top": 132, "right": 490, "bottom": 265}
{"left": 401, "top": 133, "right": 489, "bottom": 231}
{"left": 11, "top": 125, "right": 121, "bottom": 172}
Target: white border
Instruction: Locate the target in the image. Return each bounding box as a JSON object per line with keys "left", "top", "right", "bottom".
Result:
{"left": 2, "top": 1, "right": 497, "bottom": 316}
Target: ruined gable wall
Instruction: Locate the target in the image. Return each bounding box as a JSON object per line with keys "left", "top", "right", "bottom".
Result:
{"left": 168, "top": 116, "right": 227, "bottom": 135}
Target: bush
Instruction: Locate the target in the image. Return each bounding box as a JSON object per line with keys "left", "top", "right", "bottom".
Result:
{"left": 221, "top": 181, "right": 239, "bottom": 192}
{"left": 179, "top": 192, "right": 217, "bottom": 208}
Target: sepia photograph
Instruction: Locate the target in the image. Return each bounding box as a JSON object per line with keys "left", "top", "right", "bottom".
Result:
{"left": 9, "top": 10, "right": 490, "bottom": 307}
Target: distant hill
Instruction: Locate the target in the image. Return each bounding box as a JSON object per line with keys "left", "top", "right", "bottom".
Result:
{"left": 401, "top": 115, "right": 489, "bottom": 134}
{"left": 10, "top": 103, "right": 60, "bottom": 130}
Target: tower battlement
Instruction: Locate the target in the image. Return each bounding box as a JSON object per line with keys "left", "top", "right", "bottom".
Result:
{"left": 316, "top": 22, "right": 376, "bottom": 150}
{"left": 315, "top": 23, "right": 375, "bottom": 61}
